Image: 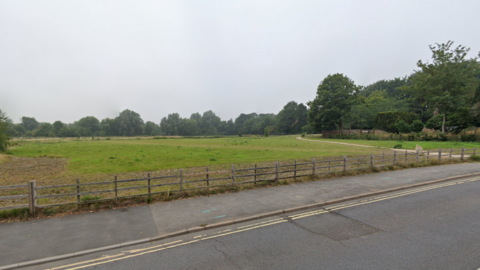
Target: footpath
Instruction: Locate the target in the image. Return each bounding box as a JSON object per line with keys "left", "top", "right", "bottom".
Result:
{"left": 1, "top": 163, "right": 479, "bottom": 267}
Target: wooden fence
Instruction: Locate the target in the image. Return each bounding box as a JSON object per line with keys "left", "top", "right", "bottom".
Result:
{"left": 0, "top": 147, "right": 476, "bottom": 214}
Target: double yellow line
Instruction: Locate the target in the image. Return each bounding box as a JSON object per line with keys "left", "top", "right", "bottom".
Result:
{"left": 48, "top": 176, "right": 480, "bottom": 270}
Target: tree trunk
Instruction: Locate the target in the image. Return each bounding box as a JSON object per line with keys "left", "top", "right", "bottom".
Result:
{"left": 434, "top": 107, "right": 439, "bottom": 116}
{"left": 340, "top": 120, "right": 344, "bottom": 134}
{"left": 442, "top": 114, "right": 446, "bottom": 134}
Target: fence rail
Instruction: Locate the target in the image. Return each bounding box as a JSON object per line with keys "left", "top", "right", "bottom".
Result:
{"left": 0, "top": 147, "right": 476, "bottom": 214}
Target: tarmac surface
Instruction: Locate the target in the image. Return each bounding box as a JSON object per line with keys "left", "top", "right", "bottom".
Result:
{"left": 23, "top": 174, "right": 480, "bottom": 270}
{"left": 1, "top": 163, "right": 479, "bottom": 267}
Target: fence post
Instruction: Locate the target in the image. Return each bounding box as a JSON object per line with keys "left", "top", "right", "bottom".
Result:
{"left": 28, "top": 180, "right": 36, "bottom": 215}
{"left": 450, "top": 148, "right": 452, "bottom": 159}
{"left": 293, "top": 160, "right": 296, "bottom": 182}
{"left": 275, "top": 162, "right": 279, "bottom": 184}
{"left": 416, "top": 150, "right": 419, "bottom": 163}
{"left": 404, "top": 150, "right": 407, "bottom": 163}
{"left": 438, "top": 148, "right": 442, "bottom": 161}
{"left": 382, "top": 153, "right": 384, "bottom": 166}
{"left": 474, "top": 147, "right": 476, "bottom": 156}
{"left": 76, "top": 178, "right": 80, "bottom": 203}
{"left": 114, "top": 175, "right": 118, "bottom": 203}
{"left": 461, "top": 147, "right": 465, "bottom": 161}
{"left": 147, "top": 172, "right": 151, "bottom": 196}
{"left": 232, "top": 165, "right": 235, "bottom": 186}
{"left": 254, "top": 164, "right": 257, "bottom": 185}
{"left": 357, "top": 155, "right": 360, "bottom": 169}
{"left": 312, "top": 158, "right": 316, "bottom": 176}
{"left": 179, "top": 169, "right": 183, "bottom": 195}
{"left": 206, "top": 167, "right": 209, "bottom": 196}
{"left": 393, "top": 151, "right": 397, "bottom": 166}
{"left": 343, "top": 156, "right": 347, "bottom": 172}
{"left": 370, "top": 153, "right": 374, "bottom": 168}
{"left": 427, "top": 149, "right": 430, "bottom": 161}
{"left": 328, "top": 157, "right": 331, "bottom": 172}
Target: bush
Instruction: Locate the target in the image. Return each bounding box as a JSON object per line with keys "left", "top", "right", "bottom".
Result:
{"left": 411, "top": 120, "right": 424, "bottom": 133}
{"left": 460, "top": 134, "right": 476, "bottom": 142}
{"left": 374, "top": 111, "right": 418, "bottom": 133}
{"left": 395, "top": 120, "right": 411, "bottom": 133}
{"left": 264, "top": 127, "right": 270, "bottom": 137}
{"left": 470, "top": 155, "right": 480, "bottom": 161}
{"left": 394, "top": 144, "right": 402, "bottom": 149}
{"left": 301, "top": 132, "right": 306, "bottom": 137}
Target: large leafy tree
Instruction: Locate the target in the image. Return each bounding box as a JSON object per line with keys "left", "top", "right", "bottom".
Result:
{"left": 21, "top": 116, "right": 39, "bottom": 131}
{"left": 116, "top": 109, "right": 144, "bottom": 136}
{"left": 411, "top": 41, "right": 478, "bottom": 133}
{"left": 0, "top": 109, "right": 10, "bottom": 152}
{"left": 276, "top": 101, "right": 307, "bottom": 134}
{"left": 74, "top": 116, "right": 100, "bottom": 136}
{"left": 307, "top": 73, "right": 360, "bottom": 132}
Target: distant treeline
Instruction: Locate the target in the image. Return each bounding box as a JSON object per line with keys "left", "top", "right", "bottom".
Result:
{"left": 5, "top": 101, "right": 308, "bottom": 137}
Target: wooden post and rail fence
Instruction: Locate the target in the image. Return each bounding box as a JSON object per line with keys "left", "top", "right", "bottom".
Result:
{"left": 0, "top": 147, "right": 476, "bottom": 215}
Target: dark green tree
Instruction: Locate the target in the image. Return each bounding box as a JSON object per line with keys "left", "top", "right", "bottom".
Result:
{"left": 307, "top": 74, "right": 360, "bottom": 132}
{"left": 0, "top": 109, "right": 10, "bottom": 152}
{"left": 144, "top": 121, "right": 160, "bottom": 136}
{"left": 116, "top": 109, "right": 144, "bottom": 136}
{"left": 74, "top": 116, "right": 100, "bottom": 136}
{"left": 411, "top": 41, "right": 478, "bottom": 133}
{"left": 34, "top": 123, "right": 53, "bottom": 137}
{"left": 52, "top": 121, "right": 64, "bottom": 135}
{"left": 21, "top": 117, "right": 39, "bottom": 131}
{"left": 276, "top": 101, "right": 307, "bottom": 134}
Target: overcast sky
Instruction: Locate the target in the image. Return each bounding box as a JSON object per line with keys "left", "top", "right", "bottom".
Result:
{"left": 1, "top": 0, "right": 479, "bottom": 124}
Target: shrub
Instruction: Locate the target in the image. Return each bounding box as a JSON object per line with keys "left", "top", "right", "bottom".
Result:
{"left": 469, "top": 155, "right": 480, "bottom": 161}
{"left": 394, "top": 144, "right": 402, "bottom": 149}
{"left": 264, "top": 127, "right": 270, "bottom": 137}
{"left": 301, "top": 132, "right": 306, "bottom": 137}
{"left": 460, "top": 134, "right": 476, "bottom": 142}
{"left": 374, "top": 111, "right": 418, "bottom": 133}
{"left": 395, "top": 120, "right": 411, "bottom": 133}
{"left": 146, "top": 197, "right": 152, "bottom": 204}
{"left": 411, "top": 120, "right": 424, "bottom": 133}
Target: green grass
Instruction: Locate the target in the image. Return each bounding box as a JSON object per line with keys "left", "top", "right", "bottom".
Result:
{"left": 9, "top": 136, "right": 386, "bottom": 174}
{"left": 309, "top": 137, "right": 480, "bottom": 150}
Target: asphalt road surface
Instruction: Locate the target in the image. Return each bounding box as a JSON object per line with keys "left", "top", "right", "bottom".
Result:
{"left": 35, "top": 177, "right": 480, "bottom": 270}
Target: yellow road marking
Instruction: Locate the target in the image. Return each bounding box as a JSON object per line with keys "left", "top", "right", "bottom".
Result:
{"left": 50, "top": 177, "right": 479, "bottom": 270}
{"left": 46, "top": 240, "right": 182, "bottom": 270}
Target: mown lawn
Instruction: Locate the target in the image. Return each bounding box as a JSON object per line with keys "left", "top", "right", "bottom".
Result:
{"left": 307, "top": 136, "right": 480, "bottom": 150}
{"left": 9, "top": 136, "right": 386, "bottom": 174}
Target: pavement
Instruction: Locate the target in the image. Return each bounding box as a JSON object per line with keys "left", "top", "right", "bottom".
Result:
{"left": 1, "top": 162, "right": 479, "bottom": 267}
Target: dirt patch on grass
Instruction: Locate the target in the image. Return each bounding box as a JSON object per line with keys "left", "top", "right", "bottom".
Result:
{"left": 0, "top": 156, "right": 69, "bottom": 186}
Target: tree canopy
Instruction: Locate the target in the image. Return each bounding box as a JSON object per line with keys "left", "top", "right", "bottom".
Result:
{"left": 307, "top": 73, "right": 360, "bottom": 131}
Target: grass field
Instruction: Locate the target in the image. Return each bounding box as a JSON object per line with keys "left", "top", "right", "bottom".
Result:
{"left": 1, "top": 135, "right": 478, "bottom": 217}
{"left": 307, "top": 136, "right": 480, "bottom": 150}
{"left": 8, "top": 136, "right": 389, "bottom": 175}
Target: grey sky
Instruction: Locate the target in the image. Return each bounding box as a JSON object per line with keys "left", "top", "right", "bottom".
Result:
{"left": 1, "top": 0, "right": 479, "bottom": 124}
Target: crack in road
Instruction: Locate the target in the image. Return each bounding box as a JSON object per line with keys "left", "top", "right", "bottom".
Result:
{"left": 212, "top": 239, "right": 242, "bottom": 270}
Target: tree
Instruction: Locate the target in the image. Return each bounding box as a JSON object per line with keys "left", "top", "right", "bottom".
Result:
{"left": 21, "top": 117, "right": 39, "bottom": 131}
{"left": 116, "top": 109, "right": 144, "bottom": 136}
{"left": 200, "top": 110, "right": 221, "bottom": 135}
{"left": 411, "top": 120, "right": 425, "bottom": 133}
{"left": 74, "top": 116, "right": 100, "bottom": 136}
{"left": 395, "top": 120, "right": 411, "bottom": 133}
{"left": 34, "top": 123, "right": 53, "bottom": 137}
{"left": 307, "top": 74, "right": 360, "bottom": 132}
{"left": 0, "top": 109, "right": 10, "bottom": 152}
{"left": 276, "top": 101, "right": 307, "bottom": 134}
{"left": 411, "top": 41, "right": 478, "bottom": 133}
{"left": 53, "top": 121, "right": 64, "bottom": 135}
{"left": 144, "top": 121, "right": 160, "bottom": 136}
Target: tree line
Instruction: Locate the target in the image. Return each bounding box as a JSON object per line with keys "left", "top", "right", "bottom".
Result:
{"left": 2, "top": 101, "right": 308, "bottom": 138}
{"left": 307, "top": 41, "right": 480, "bottom": 135}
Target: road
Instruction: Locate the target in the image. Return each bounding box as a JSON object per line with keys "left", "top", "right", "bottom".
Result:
{"left": 31, "top": 176, "right": 480, "bottom": 270}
